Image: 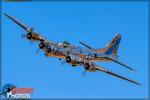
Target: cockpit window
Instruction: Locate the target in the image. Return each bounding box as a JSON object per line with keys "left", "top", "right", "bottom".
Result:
{"left": 58, "top": 43, "right": 63, "bottom": 47}
{"left": 63, "top": 41, "right": 70, "bottom": 46}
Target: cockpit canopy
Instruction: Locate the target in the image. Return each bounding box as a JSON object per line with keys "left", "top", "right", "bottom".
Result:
{"left": 58, "top": 41, "right": 70, "bottom": 48}
{"left": 63, "top": 41, "right": 70, "bottom": 46}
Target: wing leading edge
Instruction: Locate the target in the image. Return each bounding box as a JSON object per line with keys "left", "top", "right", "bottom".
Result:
{"left": 4, "top": 13, "right": 30, "bottom": 32}
{"left": 93, "top": 65, "right": 142, "bottom": 86}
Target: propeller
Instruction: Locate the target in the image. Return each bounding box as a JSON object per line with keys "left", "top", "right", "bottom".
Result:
{"left": 66, "top": 56, "right": 71, "bottom": 63}
{"left": 21, "top": 34, "right": 26, "bottom": 39}
{"left": 83, "top": 61, "right": 91, "bottom": 70}
{"left": 36, "top": 48, "right": 41, "bottom": 55}
{"left": 29, "top": 27, "right": 34, "bottom": 33}
{"left": 20, "top": 27, "right": 34, "bottom": 40}
{"left": 37, "top": 39, "right": 49, "bottom": 55}
{"left": 35, "top": 40, "right": 46, "bottom": 55}
{"left": 82, "top": 70, "right": 87, "bottom": 76}
{"left": 60, "top": 60, "right": 66, "bottom": 66}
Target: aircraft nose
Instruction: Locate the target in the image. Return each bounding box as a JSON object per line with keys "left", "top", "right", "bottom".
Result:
{"left": 116, "top": 34, "right": 121, "bottom": 38}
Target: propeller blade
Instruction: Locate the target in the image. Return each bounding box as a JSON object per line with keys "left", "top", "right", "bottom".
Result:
{"left": 21, "top": 34, "right": 26, "bottom": 39}
{"left": 30, "top": 41, "right": 34, "bottom": 45}
{"left": 36, "top": 48, "right": 40, "bottom": 55}
{"left": 82, "top": 70, "right": 87, "bottom": 76}
{"left": 61, "top": 61, "right": 66, "bottom": 66}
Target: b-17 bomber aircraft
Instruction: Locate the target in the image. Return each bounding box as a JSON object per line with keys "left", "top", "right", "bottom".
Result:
{"left": 4, "top": 13, "right": 143, "bottom": 86}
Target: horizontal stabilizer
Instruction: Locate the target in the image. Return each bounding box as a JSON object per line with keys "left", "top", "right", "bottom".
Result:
{"left": 79, "top": 41, "right": 92, "bottom": 49}
{"left": 105, "top": 57, "right": 136, "bottom": 71}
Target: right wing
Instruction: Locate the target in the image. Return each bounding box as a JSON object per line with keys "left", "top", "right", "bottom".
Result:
{"left": 4, "top": 13, "right": 55, "bottom": 45}
{"left": 4, "top": 13, "right": 30, "bottom": 32}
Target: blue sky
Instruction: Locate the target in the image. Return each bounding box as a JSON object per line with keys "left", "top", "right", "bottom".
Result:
{"left": 1, "top": 1, "right": 148, "bottom": 99}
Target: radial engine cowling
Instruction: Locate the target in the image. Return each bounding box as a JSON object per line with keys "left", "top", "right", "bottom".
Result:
{"left": 39, "top": 41, "right": 45, "bottom": 49}
{"left": 26, "top": 33, "right": 32, "bottom": 39}
{"left": 65, "top": 55, "right": 82, "bottom": 65}
{"left": 83, "top": 62, "right": 91, "bottom": 70}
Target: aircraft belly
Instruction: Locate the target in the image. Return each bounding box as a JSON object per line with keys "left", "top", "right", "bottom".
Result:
{"left": 47, "top": 53, "right": 66, "bottom": 59}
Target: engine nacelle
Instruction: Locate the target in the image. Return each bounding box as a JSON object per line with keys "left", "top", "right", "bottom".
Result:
{"left": 65, "top": 55, "right": 82, "bottom": 65}
{"left": 83, "top": 62, "right": 97, "bottom": 71}
{"left": 45, "top": 45, "right": 63, "bottom": 55}
{"left": 66, "top": 56, "right": 71, "bottom": 63}
{"left": 45, "top": 46, "right": 52, "bottom": 53}
{"left": 26, "top": 28, "right": 34, "bottom": 40}
{"left": 83, "top": 62, "right": 91, "bottom": 70}
{"left": 26, "top": 33, "right": 32, "bottom": 39}
{"left": 39, "top": 41, "right": 45, "bottom": 49}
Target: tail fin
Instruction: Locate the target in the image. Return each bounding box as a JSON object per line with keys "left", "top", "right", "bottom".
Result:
{"left": 95, "top": 34, "right": 121, "bottom": 55}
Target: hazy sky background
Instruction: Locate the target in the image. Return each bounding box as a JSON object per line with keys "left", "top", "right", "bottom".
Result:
{"left": 2, "top": 1, "right": 148, "bottom": 99}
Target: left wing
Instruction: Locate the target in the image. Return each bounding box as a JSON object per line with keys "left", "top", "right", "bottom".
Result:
{"left": 92, "top": 64, "right": 142, "bottom": 85}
